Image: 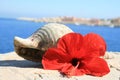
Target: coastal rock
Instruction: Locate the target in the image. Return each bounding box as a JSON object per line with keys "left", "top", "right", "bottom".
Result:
{"left": 14, "top": 23, "right": 73, "bottom": 62}
{"left": 0, "top": 52, "right": 120, "bottom": 80}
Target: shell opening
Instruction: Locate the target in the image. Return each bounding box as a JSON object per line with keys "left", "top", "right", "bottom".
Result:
{"left": 14, "top": 36, "right": 44, "bottom": 62}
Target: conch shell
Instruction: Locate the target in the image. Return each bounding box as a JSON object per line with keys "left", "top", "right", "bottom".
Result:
{"left": 14, "top": 23, "right": 73, "bottom": 62}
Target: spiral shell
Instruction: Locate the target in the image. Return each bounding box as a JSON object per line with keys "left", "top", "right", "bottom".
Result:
{"left": 14, "top": 23, "right": 73, "bottom": 62}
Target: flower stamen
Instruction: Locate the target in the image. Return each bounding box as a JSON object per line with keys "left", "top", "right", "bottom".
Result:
{"left": 67, "top": 59, "right": 80, "bottom": 77}
{"left": 71, "top": 58, "right": 79, "bottom": 66}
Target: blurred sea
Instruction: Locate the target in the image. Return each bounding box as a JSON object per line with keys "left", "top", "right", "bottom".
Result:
{"left": 0, "top": 18, "right": 120, "bottom": 53}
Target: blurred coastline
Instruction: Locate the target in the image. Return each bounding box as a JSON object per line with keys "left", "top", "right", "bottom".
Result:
{"left": 17, "top": 16, "right": 120, "bottom": 28}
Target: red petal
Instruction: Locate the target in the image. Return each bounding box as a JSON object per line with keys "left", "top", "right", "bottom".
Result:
{"left": 60, "top": 63, "right": 74, "bottom": 75}
{"left": 57, "top": 33, "right": 83, "bottom": 55}
{"left": 42, "top": 48, "right": 71, "bottom": 70}
{"left": 60, "top": 63, "right": 86, "bottom": 76}
{"left": 82, "top": 57, "right": 110, "bottom": 76}
{"left": 83, "top": 33, "right": 106, "bottom": 56}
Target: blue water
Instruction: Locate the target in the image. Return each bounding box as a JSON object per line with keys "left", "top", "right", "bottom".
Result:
{"left": 0, "top": 18, "right": 120, "bottom": 53}
{"left": 0, "top": 18, "right": 45, "bottom": 53}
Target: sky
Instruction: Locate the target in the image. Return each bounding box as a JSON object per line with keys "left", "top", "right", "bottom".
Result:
{"left": 0, "top": 0, "right": 120, "bottom": 19}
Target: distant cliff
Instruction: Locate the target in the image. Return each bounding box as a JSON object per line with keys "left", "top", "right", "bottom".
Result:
{"left": 17, "top": 16, "right": 120, "bottom": 28}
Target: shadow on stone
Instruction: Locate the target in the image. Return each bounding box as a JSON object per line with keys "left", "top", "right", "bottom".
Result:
{"left": 0, "top": 60, "right": 43, "bottom": 68}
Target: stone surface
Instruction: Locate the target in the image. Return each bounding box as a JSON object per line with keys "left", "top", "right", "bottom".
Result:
{"left": 0, "top": 52, "right": 120, "bottom": 80}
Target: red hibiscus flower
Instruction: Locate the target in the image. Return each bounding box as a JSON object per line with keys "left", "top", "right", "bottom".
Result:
{"left": 42, "top": 33, "right": 110, "bottom": 77}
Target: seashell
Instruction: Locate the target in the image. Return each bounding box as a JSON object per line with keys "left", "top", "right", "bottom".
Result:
{"left": 14, "top": 23, "right": 73, "bottom": 62}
